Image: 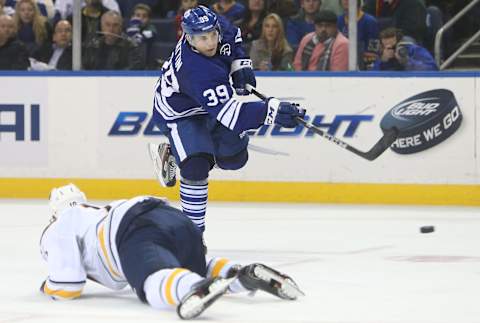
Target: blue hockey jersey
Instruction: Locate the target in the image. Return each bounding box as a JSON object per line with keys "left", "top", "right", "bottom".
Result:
{"left": 153, "top": 17, "right": 266, "bottom": 135}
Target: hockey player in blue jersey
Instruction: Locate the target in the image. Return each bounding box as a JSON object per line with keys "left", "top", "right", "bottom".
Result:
{"left": 149, "top": 6, "right": 305, "bottom": 238}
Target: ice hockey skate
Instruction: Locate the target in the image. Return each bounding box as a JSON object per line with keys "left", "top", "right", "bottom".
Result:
{"left": 236, "top": 263, "right": 305, "bottom": 300}
{"left": 148, "top": 143, "right": 177, "bottom": 187}
{"left": 177, "top": 276, "right": 235, "bottom": 320}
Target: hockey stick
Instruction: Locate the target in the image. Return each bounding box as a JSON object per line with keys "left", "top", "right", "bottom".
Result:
{"left": 246, "top": 85, "right": 399, "bottom": 161}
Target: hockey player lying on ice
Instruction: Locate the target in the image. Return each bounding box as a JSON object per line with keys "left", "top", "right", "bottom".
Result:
{"left": 39, "top": 184, "right": 304, "bottom": 319}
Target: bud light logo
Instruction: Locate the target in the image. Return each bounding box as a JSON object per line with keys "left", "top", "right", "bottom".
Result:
{"left": 108, "top": 112, "right": 374, "bottom": 138}
{"left": 0, "top": 104, "right": 40, "bottom": 141}
{"left": 391, "top": 98, "right": 439, "bottom": 121}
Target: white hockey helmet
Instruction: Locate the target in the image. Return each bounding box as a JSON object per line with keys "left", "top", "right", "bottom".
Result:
{"left": 49, "top": 183, "right": 87, "bottom": 217}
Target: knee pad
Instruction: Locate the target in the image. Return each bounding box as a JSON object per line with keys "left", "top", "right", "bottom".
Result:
{"left": 216, "top": 149, "right": 248, "bottom": 170}
{"left": 180, "top": 154, "right": 213, "bottom": 182}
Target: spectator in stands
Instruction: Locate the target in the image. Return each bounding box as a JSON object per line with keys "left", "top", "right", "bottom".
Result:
{"left": 338, "top": 0, "right": 379, "bottom": 70}
{"left": 14, "top": 0, "right": 52, "bottom": 55}
{"left": 239, "top": 0, "right": 267, "bottom": 50}
{"left": 69, "top": 0, "right": 109, "bottom": 44}
{"left": 0, "top": 14, "right": 29, "bottom": 69}
{"left": 54, "top": 0, "right": 120, "bottom": 20}
{"left": 320, "top": 0, "right": 342, "bottom": 15}
{"left": 30, "top": 20, "right": 72, "bottom": 70}
{"left": 268, "top": 0, "right": 298, "bottom": 31}
{"left": 0, "top": 0, "right": 15, "bottom": 15}
{"left": 125, "top": 3, "right": 157, "bottom": 68}
{"left": 293, "top": 9, "right": 348, "bottom": 71}
{"left": 364, "top": 0, "right": 427, "bottom": 44}
{"left": 286, "top": 0, "right": 321, "bottom": 49}
{"left": 6, "top": 0, "right": 52, "bottom": 18}
{"left": 36, "top": 0, "right": 55, "bottom": 20}
{"left": 119, "top": 0, "right": 158, "bottom": 19}
{"left": 1, "top": 8, "right": 14, "bottom": 36}
{"left": 175, "top": 0, "right": 198, "bottom": 40}
{"left": 155, "top": 0, "right": 180, "bottom": 17}
{"left": 250, "top": 12, "right": 294, "bottom": 70}
{"left": 212, "top": 0, "right": 246, "bottom": 25}
{"left": 83, "top": 10, "right": 145, "bottom": 70}
{"left": 371, "top": 27, "right": 437, "bottom": 71}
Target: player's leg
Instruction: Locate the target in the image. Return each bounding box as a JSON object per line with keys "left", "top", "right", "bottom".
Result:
{"left": 178, "top": 153, "right": 213, "bottom": 234}
{"left": 120, "top": 236, "right": 231, "bottom": 319}
{"left": 210, "top": 121, "right": 250, "bottom": 171}
{"left": 117, "top": 218, "right": 230, "bottom": 319}
{"left": 159, "top": 116, "right": 215, "bottom": 233}
{"left": 215, "top": 148, "right": 249, "bottom": 170}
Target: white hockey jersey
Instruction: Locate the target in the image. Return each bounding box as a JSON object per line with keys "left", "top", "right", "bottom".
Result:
{"left": 39, "top": 196, "right": 156, "bottom": 300}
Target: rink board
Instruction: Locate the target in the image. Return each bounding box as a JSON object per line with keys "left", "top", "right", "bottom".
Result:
{"left": 0, "top": 71, "right": 479, "bottom": 204}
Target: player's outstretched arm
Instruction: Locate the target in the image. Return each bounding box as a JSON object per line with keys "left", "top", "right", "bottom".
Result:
{"left": 209, "top": 96, "right": 305, "bottom": 135}
{"left": 183, "top": 57, "right": 305, "bottom": 134}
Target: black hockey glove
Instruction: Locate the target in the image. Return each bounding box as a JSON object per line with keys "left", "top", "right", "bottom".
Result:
{"left": 231, "top": 58, "right": 256, "bottom": 96}
{"left": 265, "top": 98, "right": 306, "bottom": 128}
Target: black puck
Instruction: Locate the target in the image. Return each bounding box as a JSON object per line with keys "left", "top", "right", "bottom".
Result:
{"left": 420, "top": 226, "right": 435, "bottom": 233}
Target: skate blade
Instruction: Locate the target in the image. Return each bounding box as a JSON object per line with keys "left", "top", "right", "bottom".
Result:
{"left": 147, "top": 143, "right": 168, "bottom": 188}
{"left": 147, "top": 143, "right": 158, "bottom": 160}
{"left": 253, "top": 266, "right": 305, "bottom": 300}
{"left": 178, "top": 277, "right": 235, "bottom": 320}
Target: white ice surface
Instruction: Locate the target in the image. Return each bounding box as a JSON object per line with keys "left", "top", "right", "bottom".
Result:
{"left": 1, "top": 200, "right": 479, "bottom": 323}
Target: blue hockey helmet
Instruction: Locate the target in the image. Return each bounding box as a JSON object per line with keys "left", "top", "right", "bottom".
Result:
{"left": 181, "top": 6, "right": 220, "bottom": 36}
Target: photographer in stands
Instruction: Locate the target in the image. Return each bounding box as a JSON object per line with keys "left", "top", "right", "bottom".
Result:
{"left": 371, "top": 27, "right": 437, "bottom": 71}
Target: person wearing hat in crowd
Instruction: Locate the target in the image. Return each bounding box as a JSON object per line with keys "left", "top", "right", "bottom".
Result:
{"left": 293, "top": 9, "right": 348, "bottom": 71}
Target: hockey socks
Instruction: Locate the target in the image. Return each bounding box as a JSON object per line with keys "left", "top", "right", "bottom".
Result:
{"left": 206, "top": 257, "right": 248, "bottom": 293}
{"left": 180, "top": 180, "right": 208, "bottom": 231}
{"left": 144, "top": 268, "right": 203, "bottom": 310}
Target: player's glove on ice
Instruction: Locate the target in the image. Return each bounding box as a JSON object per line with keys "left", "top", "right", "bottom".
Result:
{"left": 231, "top": 58, "right": 256, "bottom": 96}
{"left": 265, "top": 98, "right": 306, "bottom": 128}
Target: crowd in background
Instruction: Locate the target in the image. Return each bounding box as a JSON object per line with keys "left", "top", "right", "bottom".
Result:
{"left": 0, "top": 0, "right": 479, "bottom": 71}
